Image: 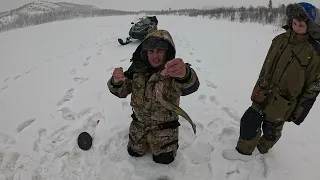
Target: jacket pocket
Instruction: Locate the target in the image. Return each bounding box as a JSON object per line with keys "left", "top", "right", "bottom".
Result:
{"left": 262, "top": 92, "right": 293, "bottom": 122}
{"left": 251, "top": 86, "right": 271, "bottom": 105}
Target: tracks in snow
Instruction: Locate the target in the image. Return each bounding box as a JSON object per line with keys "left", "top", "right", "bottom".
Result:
{"left": 0, "top": 30, "right": 276, "bottom": 180}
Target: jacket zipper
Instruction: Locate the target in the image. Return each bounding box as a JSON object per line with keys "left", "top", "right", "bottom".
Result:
{"left": 278, "top": 44, "right": 307, "bottom": 83}
{"left": 279, "top": 56, "right": 293, "bottom": 82}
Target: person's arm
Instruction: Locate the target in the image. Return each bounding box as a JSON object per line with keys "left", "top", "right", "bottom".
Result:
{"left": 107, "top": 68, "right": 133, "bottom": 98}
{"left": 289, "top": 52, "right": 320, "bottom": 125}
{"left": 173, "top": 63, "right": 200, "bottom": 96}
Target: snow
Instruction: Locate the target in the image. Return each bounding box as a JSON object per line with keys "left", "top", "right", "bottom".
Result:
{"left": 0, "top": 15, "right": 319, "bottom": 180}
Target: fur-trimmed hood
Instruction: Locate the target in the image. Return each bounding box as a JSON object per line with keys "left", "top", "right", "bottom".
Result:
{"left": 286, "top": 2, "right": 320, "bottom": 40}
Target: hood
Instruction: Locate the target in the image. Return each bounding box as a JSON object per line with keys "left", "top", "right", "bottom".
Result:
{"left": 134, "top": 29, "right": 176, "bottom": 62}
{"left": 124, "top": 30, "right": 176, "bottom": 78}
{"left": 285, "top": 2, "right": 320, "bottom": 40}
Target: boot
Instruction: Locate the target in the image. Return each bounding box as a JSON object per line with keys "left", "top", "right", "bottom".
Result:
{"left": 222, "top": 148, "right": 251, "bottom": 162}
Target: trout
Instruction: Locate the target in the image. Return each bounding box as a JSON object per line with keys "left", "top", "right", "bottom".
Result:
{"left": 154, "top": 81, "right": 197, "bottom": 134}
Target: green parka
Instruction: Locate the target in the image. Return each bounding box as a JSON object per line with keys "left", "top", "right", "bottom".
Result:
{"left": 251, "top": 26, "right": 320, "bottom": 125}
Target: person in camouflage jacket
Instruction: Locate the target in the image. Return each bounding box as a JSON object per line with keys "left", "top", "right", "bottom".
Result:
{"left": 107, "top": 30, "right": 200, "bottom": 164}
{"left": 223, "top": 2, "right": 320, "bottom": 161}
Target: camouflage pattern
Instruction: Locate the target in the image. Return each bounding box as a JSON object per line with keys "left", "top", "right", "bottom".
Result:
{"left": 107, "top": 30, "right": 199, "bottom": 157}
{"left": 236, "top": 24, "right": 320, "bottom": 155}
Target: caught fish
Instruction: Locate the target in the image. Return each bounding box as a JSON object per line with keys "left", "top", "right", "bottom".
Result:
{"left": 154, "top": 81, "right": 197, "bottom": 134}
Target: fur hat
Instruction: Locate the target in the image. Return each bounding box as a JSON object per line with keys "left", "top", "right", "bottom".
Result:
{"left": 286, "top": 2, "right": 320, "bottom": 39}
{"left": 141, "top": 36, "right": 169, "bottom": 51}
{"left": 140, "top": 36, "right": 169, "bottom": 61}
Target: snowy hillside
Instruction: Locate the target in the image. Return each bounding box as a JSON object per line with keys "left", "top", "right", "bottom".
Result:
{"left": 56, "top": 2, "right": 99, "bottom": 12}
{"left": 0, "top": 15, "right": 319, "bottom": 180}
{"left": 17, "top": 0, "right": 61, "bottom": 15}
{"left": 0, "top": 0, "right": 102, "bottom": 32}
{"left": 4, "top": 0, "right": 98, "bottom": 15}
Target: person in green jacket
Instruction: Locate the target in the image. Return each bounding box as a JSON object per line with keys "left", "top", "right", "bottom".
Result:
{"left": 223, "top": 2, "right": 320, "bottom": 161}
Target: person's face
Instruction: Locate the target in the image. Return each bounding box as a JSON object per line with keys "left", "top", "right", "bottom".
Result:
{"left": 147, "top": 48, "right": 167, "bottom": 67}
{"left": 292, "top": 18, "right": 308, "bottom": 35}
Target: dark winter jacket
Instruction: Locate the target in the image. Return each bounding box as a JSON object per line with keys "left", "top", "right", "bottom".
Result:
{"left": 251, "top": 27, "right": 320, "bottom": 125}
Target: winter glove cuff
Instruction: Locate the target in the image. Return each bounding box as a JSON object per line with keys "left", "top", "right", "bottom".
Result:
{"left": 174, "top": 63, "right": 191, "bottom": 83}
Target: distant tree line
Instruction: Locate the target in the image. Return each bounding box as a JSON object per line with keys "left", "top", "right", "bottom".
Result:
{"left": 0, "top": 9, "right": 137, "bottom": 33}
{"left": 1, "top": 0, "right": 319, "bottom": 33}
{"left": 142, "top": 0, "right": 319, "bottom": 29}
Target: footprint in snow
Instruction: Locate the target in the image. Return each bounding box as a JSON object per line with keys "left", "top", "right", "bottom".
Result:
{"left": 70, "top": 68, "right": 77, "bottom": 75}
{"left": 226, "top": 168, "right": 240, "bottom": 179}
{"left": 179, "top": 123, "right": 198, "bottom": 150}
{"left": 183, "top": 139, "right": 214, "bottom": 164}
{"left": 33, "top": 128, "right": 47, "bottom": 152}
{"left": 222, "top": 107, "right": 240, "bottom": 122}
{"left": 195, "top": 122, "right": 204, "bottom": 133}
{"left": 77, "top": 107, "right": 93, "bottom": 119}
{"left": 57, "top": 88, "right": 74, "bottom": 106}
{"left": 73, "top": 77, "right": 89, "bottom": 84}
{"left": 86, "top": 56, "right": 91, "bottom": 61}
{"left": 16, "top": 118, "right": 36, "bottom": 133}
{"left": 225, "top": 166, "right": 250, "bottom": 180}
{"left": 49, "top": 125, "right": 69, "bottom": 139}
{"left": 13, "top": 74, "right": 21, "bottom": 80}
{"left": 218, "top": 127, "right": 237, "bottom": 142}
{"left": 0, "top": 133, "right": 16, "bottom": 145}
{"left": 100, "top": 129, "right": 128, "bottom": 163}
{"left": 0, "top": 152, "right": 21, "bottom": 179}
{"left": 83, "top": 61, "right": 89, "bottom": 67}
{"left": 1, "top": 86, "right": 8, "bottom": 92}
{"left": 40, "top": 125, "right": 71, "bottom": 154}
{"left": 59, "top": 107, "right": 78, "bottom": 121}
{"left": 209, "top": 96, "right": 219, "bottom": 105}
{"left": 196, "top": 59, "right": 202, "bottom": 63}
{"left": 206, "top": 80, "right": 218, "bottom": 89}
{"left": 4, "top": 77, "right": 10, "bottom": 82}
{"left": 198, "top": 94, "right": 207, "bottom": 104}
{"left": 97, "top": 51, "right": 102, "bottom": 55}
{"left": 24, "top": 69, "right": 33, "bottom": 74}
{"left": 189, "top": 52, "right": 193, "bottom": 55}
{"left": 207, "top": 118, "right": 223, "bottom": 131}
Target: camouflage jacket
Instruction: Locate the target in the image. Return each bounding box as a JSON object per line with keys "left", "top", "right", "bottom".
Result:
{"left": 107, "top": 30, "right": 200, "bottom": 127}
{"left": 251, "top": 26, "right": 320, "bottom": 125}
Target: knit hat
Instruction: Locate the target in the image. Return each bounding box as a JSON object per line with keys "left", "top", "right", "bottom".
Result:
{"left": 286, "top": 2, "right": 320, "bottom": 39}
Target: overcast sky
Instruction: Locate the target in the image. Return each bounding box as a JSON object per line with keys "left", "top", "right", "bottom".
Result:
{"left": 0, "top": 0, "right": 319, "bottom": 12}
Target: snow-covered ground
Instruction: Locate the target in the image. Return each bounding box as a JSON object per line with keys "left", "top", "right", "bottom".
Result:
{"left": 0, "top": 15, "right": 319, "bottom": 180}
